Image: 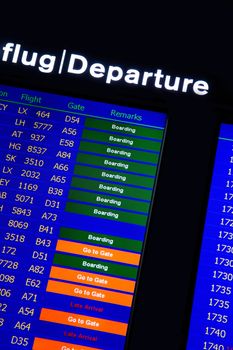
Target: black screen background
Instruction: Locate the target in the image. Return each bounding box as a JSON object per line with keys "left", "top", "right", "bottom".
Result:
{"left": 0, "top": 4, "right": 233, "bottom": 349}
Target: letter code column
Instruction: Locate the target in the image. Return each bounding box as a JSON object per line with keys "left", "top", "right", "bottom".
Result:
{"left": 0, "top": 102, "right": 85, "bottom": 348}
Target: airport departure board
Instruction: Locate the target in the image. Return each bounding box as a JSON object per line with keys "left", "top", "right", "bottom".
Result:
{"left": 187, "top": 124, "right": 233, "bottom": 350}
{"left": 0, "top": 84, "right": 167, "bottom": 350}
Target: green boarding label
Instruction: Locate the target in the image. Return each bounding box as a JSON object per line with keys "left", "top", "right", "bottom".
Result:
{"left": 54, "top": 253, "right": 138, "bottom": 279}
{"left": 66, "top": 202, "right": 148, "bottom": 226}
{"left": 71, "top": 177, "right": 152, "bottom": 200}
{"left": 74, "top": 165, "right": 155, "bottom": 188}
{"left": 85, "top": 117, "right": 164, "bottom": 139}
{"left": 76, "top": 153, "right": 157, "bottom": 176}
{"left": 59, "top": 227, "right": 143, "bottom": 252}
{"left": 68, "top": 189, "right": 150, "bottom": 213}
{"left": 79, "top": 141, "right": 159, "bottom": 163}
{"left": 82, "top": 129, "right": 162, "bottom": 151}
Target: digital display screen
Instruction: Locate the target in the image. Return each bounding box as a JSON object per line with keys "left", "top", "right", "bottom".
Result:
{"left": 0, "top": 83, "right": 167, "bottom": 350}
{"left": 187, "top": 123, "right": 233, "bottom": 349}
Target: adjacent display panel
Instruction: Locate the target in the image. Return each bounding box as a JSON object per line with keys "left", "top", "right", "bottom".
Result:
{"left": 187, "top": 123, "right": 233, "bottom": 349}
{"left": 0, "top": 83, "right": 167, "bottom": 349}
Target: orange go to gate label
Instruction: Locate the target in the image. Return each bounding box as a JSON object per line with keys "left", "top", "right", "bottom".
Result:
{"left": 49, "top": 266, "right": 135, "bottom": 293}
{"left": 39, "top": 308, "right": 128, "bottom": 336}
{"left": 56, "top": 239, "right": 140, "bottom": 266}
{"left": 33, "top": 337, "right": 102, "bottom": 350}
{"left": 46, "top": 279, "right": 133, "bottom": 307}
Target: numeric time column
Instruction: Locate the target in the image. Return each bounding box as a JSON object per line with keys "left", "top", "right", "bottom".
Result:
{"left": 187, "top": 125, "right": 233, "bottom": 350}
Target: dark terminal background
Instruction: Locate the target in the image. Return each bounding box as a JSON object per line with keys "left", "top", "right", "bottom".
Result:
{"left": 0, "top": 3, "right": 232, "bottom": 349}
